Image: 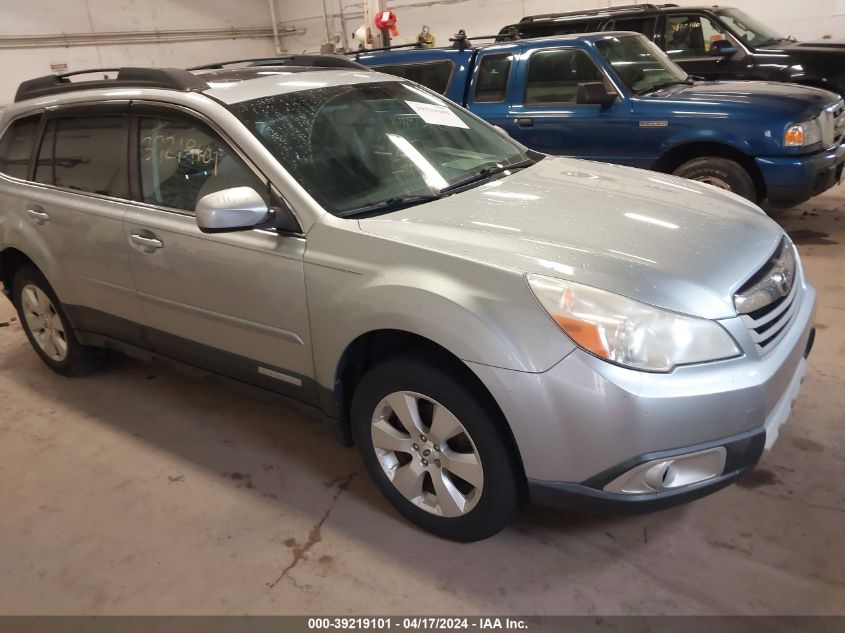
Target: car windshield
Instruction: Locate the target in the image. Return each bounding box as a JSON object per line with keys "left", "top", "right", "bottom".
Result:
{"left": 595, "top": 34, "right": 690, "bottom": 94}
{"left": 228, "top": 81, "right": 532, "bottom": 216}
{"left": 716, "top": 8, "right": 787, "bottom": 47}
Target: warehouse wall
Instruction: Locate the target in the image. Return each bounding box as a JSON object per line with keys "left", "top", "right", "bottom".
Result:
{"left": 277, "top": 0, "right": 845, "bottom": 54}
{"left": 0, "top": 0, "right": 283, "bottom": 107}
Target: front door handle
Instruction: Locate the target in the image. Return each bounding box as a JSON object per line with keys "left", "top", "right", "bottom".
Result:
{"left": 130, "top": 233, "right": 164, "bottom": 250}
{"left": 26, "top": 208, "right": 50, "bottom": 225}
{"left": 516, "top": 118, "right": 534, "bottom": 128}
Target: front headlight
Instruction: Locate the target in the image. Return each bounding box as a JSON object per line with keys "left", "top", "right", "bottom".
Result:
{"left": 784, "top": 119, "right": 823, "bottom": 147}
{"left": 526, "top": 274, "right": 741, "bottom": 372}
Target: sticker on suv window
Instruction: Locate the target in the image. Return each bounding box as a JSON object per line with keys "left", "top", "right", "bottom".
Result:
{"left": 405, "top": 100, "right": 469, "bottom": 129}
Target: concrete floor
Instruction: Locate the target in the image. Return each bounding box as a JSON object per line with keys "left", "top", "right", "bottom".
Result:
{"left": 0, "top": 191, "right": 843, "bottom": 616}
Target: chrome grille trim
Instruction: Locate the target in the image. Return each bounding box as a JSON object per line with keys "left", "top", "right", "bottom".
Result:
{"left": 746, "top": 278, "right": 799, "bottom": 332}
{"left": 741, "top": 284, "right": 802, "bottom": 353}
{"left": 735, "top": 239, "right": 802, "bottom": 355}
{"left": 827, "top": 99, "right": 845, "bottom": 147}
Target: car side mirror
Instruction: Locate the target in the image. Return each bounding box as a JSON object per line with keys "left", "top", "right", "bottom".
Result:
{"left": 195, "top": 186, "right": 273, "bottom": 234}
{"left": 576, "top": 82, "right": 618, "bottom": 107}
{"left": 709, "top": 40, "right": 739, "bottom": 57}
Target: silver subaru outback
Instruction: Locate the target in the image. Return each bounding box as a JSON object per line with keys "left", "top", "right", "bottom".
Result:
{"left": 0, "top": 60, "right": 815, "bottom": 541}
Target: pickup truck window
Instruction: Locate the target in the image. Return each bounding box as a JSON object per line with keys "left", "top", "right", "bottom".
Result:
{"left": 230, "top": 81, "right": 530, "bottom": 216}
{"left": 373, "top": 61, "right": 454, "bottom": 95}
{"left": 0, "top": 115, "right": 40, "bottom": 180}
{"left": 475, "top": 54, "right": 513, "bottom": 103}
{"left": 596, "top": 34, "right": 690, "bottom": 94}
{"left": 665, "top": 15, "right": 728, "bottom": 59}
{"left": 525, "top": 49, "right": 604, "bottom": 105}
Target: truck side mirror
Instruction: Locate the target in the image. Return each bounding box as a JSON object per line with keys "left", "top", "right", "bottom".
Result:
{"left": 576, "top": 82, "right": 618, "bottom": 107}
{"left": 710, "top": 39, "right": 739, "bottom": 57}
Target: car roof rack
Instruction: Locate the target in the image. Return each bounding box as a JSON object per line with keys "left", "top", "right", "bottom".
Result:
{"left": 354, "top": 29, "right": 502, "bottom": 56}
{"left": 14, "top": 67, "right": 208, "bottom": 103}
{"left": 519, "top": 3, "right": 678, "bottom": 23}
{"left": 188, "top": 54, "right": 367, "bottom": 71}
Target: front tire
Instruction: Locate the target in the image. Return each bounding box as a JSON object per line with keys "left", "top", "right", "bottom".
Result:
{"left": 351, "top": 356, "right": 521, "bottom": 541}
{"left": 12, "top": 266, "right": 103, "bottom": 376}
{"left": 673, "top": 157, "right": 757, "bottom": 202}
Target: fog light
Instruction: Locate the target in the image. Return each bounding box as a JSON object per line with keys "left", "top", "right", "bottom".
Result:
{"left": 603, "top": 447, "right": 727, "bottom": 494}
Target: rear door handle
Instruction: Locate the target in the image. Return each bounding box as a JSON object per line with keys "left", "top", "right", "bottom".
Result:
{"left": 26, "top": 208, "right": 50, "bottom": 225}
{"left": 516, "top": 118, "right": 534, "bottom": 128}
{"left": 130, "top": 233, "right": 164, "bottom": 250}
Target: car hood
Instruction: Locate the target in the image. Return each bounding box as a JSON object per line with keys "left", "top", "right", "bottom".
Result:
{"left": 358, "top": 157, "right": 786, "bottom": 320}
{"left": 765, "top": 39, "right": 845, "bottom": 55}
{"left": 655, "top": 80, "right": 837, "bottom": 116}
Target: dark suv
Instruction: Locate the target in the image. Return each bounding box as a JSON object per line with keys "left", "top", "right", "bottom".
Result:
{"left": 498, "top": 3, "right": 845, "bottom": 95}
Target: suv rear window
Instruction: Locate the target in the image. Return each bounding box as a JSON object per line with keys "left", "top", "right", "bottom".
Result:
{"left": 0, "top": 115, "right": 40, "bottom": 180}
{"left": 373, "top": 61, "right": 454, "bottom": 94}
{"left": 605, "top": 17, "right": 658, "bottom": 39}
{"left": 36, "top": 115, "right": 129, "bottom": 198}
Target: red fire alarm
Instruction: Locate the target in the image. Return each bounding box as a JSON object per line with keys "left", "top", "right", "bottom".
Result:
{"left": 375, "top": 10, "right": 399, "bottom": 37}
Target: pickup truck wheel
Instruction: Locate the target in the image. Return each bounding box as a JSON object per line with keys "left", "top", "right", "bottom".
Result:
{"left": 12, "top": 266, "right": 103, "bottom": 376}
{"left": 673, "top": 157, "right": 757, "bottom": 201}
{"left": 351, "top": 356, "right": 520, "bottom": 541}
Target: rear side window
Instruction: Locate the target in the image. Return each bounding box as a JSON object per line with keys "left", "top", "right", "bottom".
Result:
{"left": 525, "top": 49, "right": 604, "bottom": 105}
{"left": 605, "top": 17, "right": 658, "bottom": 39}
{"left": 36, "top": 115, "right": 129, "bottom": 198}
{"left": 518, "top": 19, "right": 601, "bottom": 38}
{"left": 138, "top": 115, "right": 268, "bottom": 214}
{"left": 474, "top": 54, "right": 513, "bottom": 103}
{"left": 373, "top": 61, "right": 454, "bottom": 94}
{"left": 0, "top": 115, "right": 40, "bottom": 179}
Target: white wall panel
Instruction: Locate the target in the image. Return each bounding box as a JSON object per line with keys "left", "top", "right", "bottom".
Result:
{"left": 0, "top": 0, "right": 279, "bottom": 107}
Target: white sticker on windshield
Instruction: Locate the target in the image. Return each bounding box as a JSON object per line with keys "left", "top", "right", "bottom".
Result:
{"left": 405, "top": 100, "right": 469, "bottom": 129}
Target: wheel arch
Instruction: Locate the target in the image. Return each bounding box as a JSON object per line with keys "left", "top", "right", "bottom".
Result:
{"left": 652, "top": 140, "right": 767, "bottom": 202}
{"left": 0, "top": 247, "right": 37, "bottom": 299}
{"left": 329, "top": 328, "right": 528, "bottom": 487}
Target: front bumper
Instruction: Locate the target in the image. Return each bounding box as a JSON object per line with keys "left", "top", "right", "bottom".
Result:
{"left": 756, "top": 143, "right": 845, "bottom": 207}
{"left": 466, "top": 282, "right": 816, "bottom": 514}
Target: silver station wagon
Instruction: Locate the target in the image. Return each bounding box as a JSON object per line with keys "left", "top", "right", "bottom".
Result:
{"left": 0, "top": 58, "right": 816, "bottom": 541}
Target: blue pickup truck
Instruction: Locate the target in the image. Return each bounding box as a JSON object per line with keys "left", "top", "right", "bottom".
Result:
{"left": 355, "top": 32, "right": 845, "bottom": 207}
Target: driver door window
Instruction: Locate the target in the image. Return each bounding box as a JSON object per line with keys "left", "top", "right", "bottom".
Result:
{"left": 666, "top": 15, "right": 727, "bottom": 59}
{"left": 138, "top": 116, "right": 268, "bottom": 213}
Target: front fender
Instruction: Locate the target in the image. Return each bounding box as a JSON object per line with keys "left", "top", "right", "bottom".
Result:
{"left": 304, "top": 224, "right": 574, "bottom": 393}
{"left": 658, "top": 128, "right": 759, "bottom": 157}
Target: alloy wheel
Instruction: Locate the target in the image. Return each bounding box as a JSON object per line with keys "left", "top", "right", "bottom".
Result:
{"left": 371, "top": 390, "right": 484, "bottom": 517}
{"left": 21, "top": 284, "right": 68, "bottom": 362}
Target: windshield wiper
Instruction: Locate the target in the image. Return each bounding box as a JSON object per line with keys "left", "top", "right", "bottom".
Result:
{"left": 338, "top": 158, "right": 537, "bottom": 217}
{"left": 640, "top": 79, "right": 695, "bottom": 94}
{"left": 337, "top": 194, "right": 440, "bottom": 218}
{"left": 437, "top": 159, "right": 537, "bottom": 196}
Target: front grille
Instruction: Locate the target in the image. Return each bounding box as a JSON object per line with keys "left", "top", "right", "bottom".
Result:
{"left": 828, "top": 100, "right": 845, "bottom": 146}
{"left": 735, "top": 240, "right": 801, "bottom": 355}
{"left": 740, "top": 280, "right": 801, "bottom": 354}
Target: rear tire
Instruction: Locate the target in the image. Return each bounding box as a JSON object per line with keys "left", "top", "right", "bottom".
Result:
{"left": 12, "top": 266, "right": 104, "bottom": 376}
{"left": 351, "top": 356, "right": 520, "bottom": 541}
{"left": 673, "top": 157, "right": 757, "bottom": 202}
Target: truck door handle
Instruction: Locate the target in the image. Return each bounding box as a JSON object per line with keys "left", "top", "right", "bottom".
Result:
{"left": 516, "top": 118, "right": 534, "bottom": 127}
{"left": 26, "top": 208, "right": 50, "bottom": 225}
{"left": 130, "top": 233, "right": 164, "bottom": 250}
